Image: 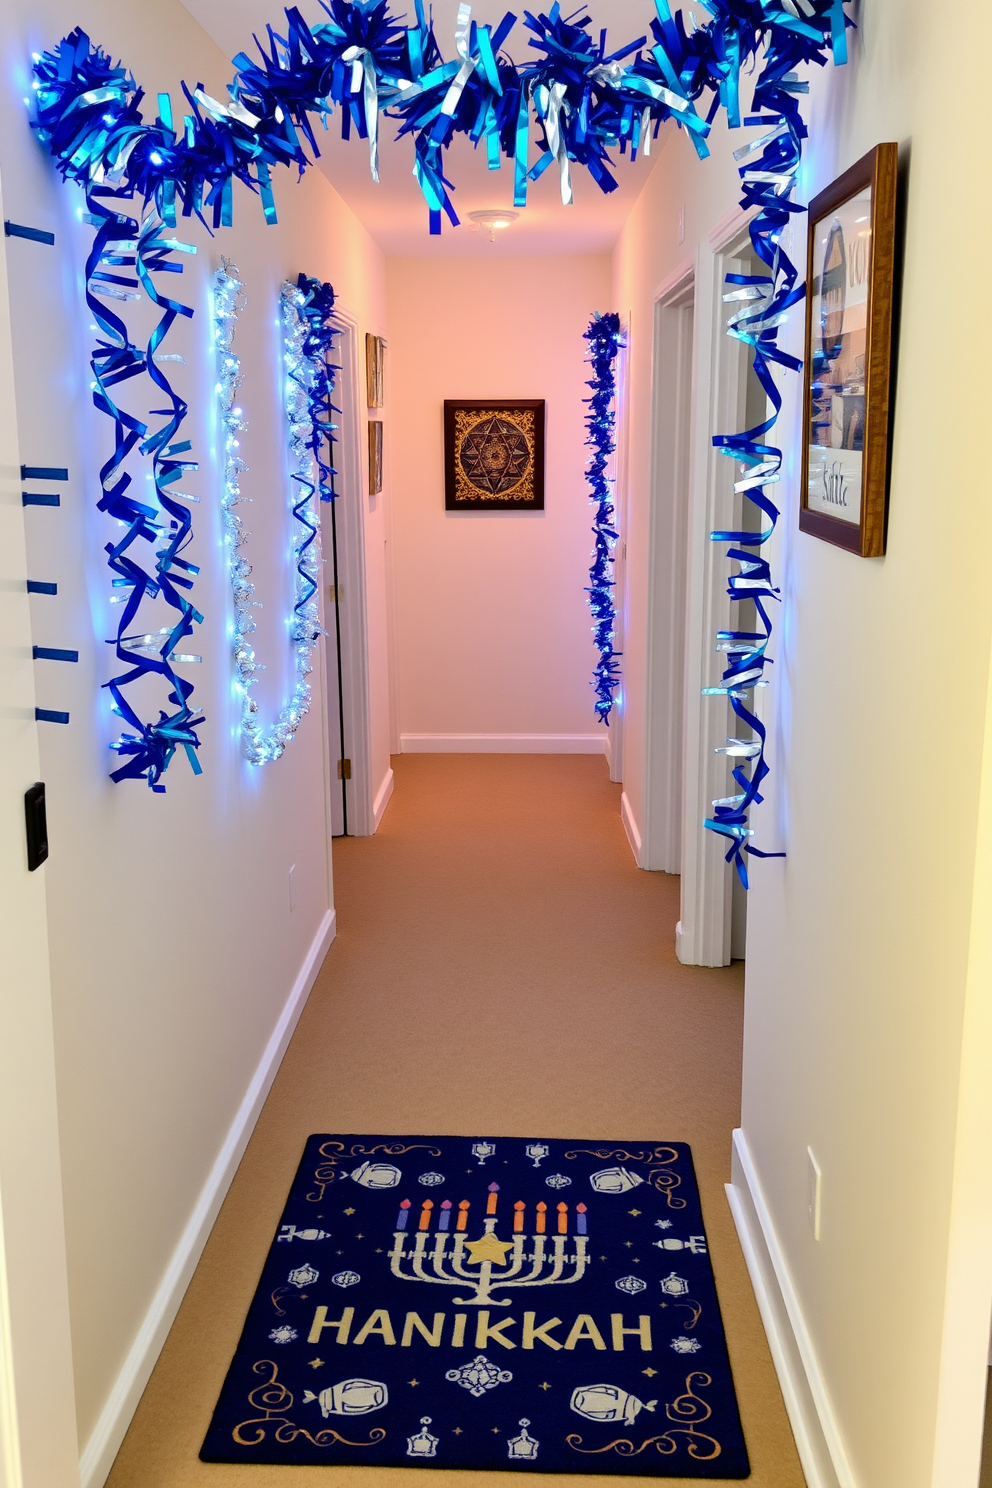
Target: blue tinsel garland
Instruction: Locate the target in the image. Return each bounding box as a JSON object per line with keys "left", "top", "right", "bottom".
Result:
{"left": 582, "top": 312, "right": 623, "bottom": 726}
{"left": 30, "top": 1, "right": 849, "bottom": 854}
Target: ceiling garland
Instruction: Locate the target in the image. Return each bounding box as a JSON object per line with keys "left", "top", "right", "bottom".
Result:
{"left": 32, "top": 1, "right": 849, "bottom": 234}
{"left": 29, "top": 0, "right": 848, "bottom": 869}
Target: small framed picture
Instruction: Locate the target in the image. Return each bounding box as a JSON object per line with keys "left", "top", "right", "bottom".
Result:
{"left": 443, "top": 400, "right": 545, "bottom": 511}
{"left": 800, "top": 142, "right": 898, "bottom": 557}
{"left": 365, "top": 333, "right": 385, "bottom": 408}
{"left": 368, "top": 419, "right": 383, "bottom": 495}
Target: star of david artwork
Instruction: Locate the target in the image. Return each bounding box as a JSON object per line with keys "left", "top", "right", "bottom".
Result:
{"left": 444, "top": 400, "right": 545, "bottom": 510}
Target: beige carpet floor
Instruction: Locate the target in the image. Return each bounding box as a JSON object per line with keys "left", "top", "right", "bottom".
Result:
{"left": 105, "top": 754, "right": 805, "bottom": 1487}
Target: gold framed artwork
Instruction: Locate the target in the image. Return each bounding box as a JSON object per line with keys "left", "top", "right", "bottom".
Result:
{"left": 443, "top": 399, "right": 545, "bottom": 511}
{"left": 368, "top": 419, "right": 383, "bottom": 495}
{"left": 800, "top": 142, "right": 898, "bottom": 557}
{"left": 365, "top": 332, "right": 385, "bottom": 408}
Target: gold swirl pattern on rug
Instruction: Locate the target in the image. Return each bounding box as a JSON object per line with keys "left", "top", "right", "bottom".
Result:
{"left": 307, "top": 1141, "right": 346, "bottom": 1202}
{"left": 308, "top": 1141, "right": 443, "bottom": 1201}
{"left": 564, "top": 1145, "right": 686, "bottom": 1208}
{"left": 348, "top": 1143, "right": 443, "bottom": 1157}
{"left": 670, "top": 1297, "right": 703, "bottom": 1329}
{"left": 232, "top": 1362, "right": 387, "bottom": 1449}
{"left": 270, "top": 1286, "right": 292, "bottom": 1317}
{"left": 566, "top": 1372, "right": 720, "bottom": 1461}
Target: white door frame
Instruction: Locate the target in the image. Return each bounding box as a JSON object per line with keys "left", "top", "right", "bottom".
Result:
{"left": 319, "top": 304, "right": 374, "bottom": 836}
{"left": 639, "top": 259, "right": 696, "bottom": 872}
{"left": 677, "top": 209, "right": 756, "bottom": 967}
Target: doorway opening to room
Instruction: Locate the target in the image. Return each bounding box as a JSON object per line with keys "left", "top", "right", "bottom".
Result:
{"left": 648, "top": 223, "right": 767, "bottom": 967}
{"left": 640, "top": 267, "right": 694, "bottom": 876}
{"left": 320, "top": 309, "right": 376, "bottom": 836}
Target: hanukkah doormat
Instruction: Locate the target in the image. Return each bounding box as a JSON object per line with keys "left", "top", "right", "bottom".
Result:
{"left": 201, "top": 1135, "right": 749, "bottom": 1476}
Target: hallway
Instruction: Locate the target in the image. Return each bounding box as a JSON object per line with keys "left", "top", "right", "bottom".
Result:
{"left": 105, "top": 756, "right": 803, "bottom": 1486}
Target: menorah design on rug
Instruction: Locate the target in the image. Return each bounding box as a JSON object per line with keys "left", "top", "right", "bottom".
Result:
{"left": 389, "top": 1183, "right": 589, "bottom": 1306}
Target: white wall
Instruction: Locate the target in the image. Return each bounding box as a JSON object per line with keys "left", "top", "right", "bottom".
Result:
{"left": 0, "top": 162, "right": 80, "bottom": 1488}
{"left": 386, "top": 253, "right": 610, "bottom": 751}
{"left": 615, "top": 1, "right": 992, "bottom": 1484}
{"left": 0, "top": 0, "right": 389, "bottom": 1476}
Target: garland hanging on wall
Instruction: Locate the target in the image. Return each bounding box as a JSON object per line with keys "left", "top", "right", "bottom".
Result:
{"left": 30, "top": 0, "right": 849, "bottom": 826}
{"left": 87, "top": 201, "right": 205, "bottom": 792}
{"left": 582, "top": 312, "right": 623, "bottom": 726}
{"left": 213, "top": 263, "right": 339, "bottom": 765}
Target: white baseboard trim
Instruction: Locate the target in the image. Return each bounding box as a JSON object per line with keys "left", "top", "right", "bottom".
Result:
{"left": 372, "top": 767, "right": 394, "bottom": 830}
{"left": 620, "top": 790, "right": 643, "bottom": 865}
{"left": 399, "top": 733, "right": 605, "bottom": 754}
{"left": 79, "top": 908, "right": 337, "bottom": 1488}
{"left": 726, "top": 1128, "right": 855, "bottom": 1488}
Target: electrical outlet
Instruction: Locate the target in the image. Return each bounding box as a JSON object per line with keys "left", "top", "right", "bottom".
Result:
{"left": 289, "top": 864, "right": 297, "bottom": 912}
{"left": 807, "top": 1147, "right": 822, "bottom": 1240}
{"left": 678, "top": 203, "right": 685, "bottom": 244}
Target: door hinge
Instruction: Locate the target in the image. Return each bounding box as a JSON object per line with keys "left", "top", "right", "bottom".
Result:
{"left": 328, "top": 583, "right": 342, "bottom": 603}
{"left": 337, "top": 758, "right": 352, "bottom": 780}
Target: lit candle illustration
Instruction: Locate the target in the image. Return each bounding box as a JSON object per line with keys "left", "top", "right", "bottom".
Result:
{"left": 557, "top": 1202, "right": 568, "bottom": 1234}
{"left": 487, "top": 1183, "right": 499, "bottom": 1215}
{"left": 397, "top": 1199, "right": 411, "bottom": 1231}
{"left": 513, "top": 1201, "right": 525, "bottom": 1233}
{"left": 439, "top": 1200, "right": 452, "bottom": 1232}
{"left": 576, "top": 1202, "right": 588, "bottom": 1235}
{"left": 419, "top": 1199, "right": 433, "bottom": 1232}
{"left": 535, "top": 1202, "right": 547, "bottom": 1234}
{"left": 456, "top": 1199, "right": 470, "bottom": 1232}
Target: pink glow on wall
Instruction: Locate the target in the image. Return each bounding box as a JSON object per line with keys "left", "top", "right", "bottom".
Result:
{"left": 386, "top": 254, "right": 611, "bottom": 748}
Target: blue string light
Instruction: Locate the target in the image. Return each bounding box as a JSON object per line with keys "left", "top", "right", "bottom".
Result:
{"left": 582, "top": 312, "right": 623, "bottom": 726}
{"left": 212, "top": 262, "right": 338, "bottom": 765}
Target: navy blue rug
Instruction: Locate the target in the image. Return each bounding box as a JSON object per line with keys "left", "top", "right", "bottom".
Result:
{"left": 201, "top": 1135, "right": 749, "bottom": 1476}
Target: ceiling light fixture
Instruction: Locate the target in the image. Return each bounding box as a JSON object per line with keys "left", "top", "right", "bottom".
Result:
{"left": 468, "top": 209, "right": 519, "bottom": 242}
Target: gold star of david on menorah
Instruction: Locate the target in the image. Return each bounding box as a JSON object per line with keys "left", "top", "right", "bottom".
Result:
{"left": 389, "top": 1183, "right": 589, "bottom": 1306}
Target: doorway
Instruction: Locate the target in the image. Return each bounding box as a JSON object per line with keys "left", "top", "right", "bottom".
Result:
{"left": 320, "top": 310, "right": 375, "bottom": 837}
{"left": 677, "top": 217, "right": 764, "bottom": 967}
{"left": 640, "top": 267, "right": 695, "bottom": 874}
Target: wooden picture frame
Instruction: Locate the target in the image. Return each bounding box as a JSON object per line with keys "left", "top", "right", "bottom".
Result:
{"left": 443, "top": 399, "right": 546, "bottom": 511}
{"left": 799, "top": 142, "right": 898, "bottom": 557}
{"left": 365, "top": 333, "right": 385, "bottom": 408}
{"left": 368, "top": 419, "right": 382, "bottom": 495}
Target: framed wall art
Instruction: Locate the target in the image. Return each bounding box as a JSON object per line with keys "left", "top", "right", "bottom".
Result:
{"left": 365, "top": 333, "right": 385, "bottom": 407}
{"left": 443, "top": 399, "right": 546, "bottom": 511}
{"left": 368, "top": 419, "right": 383, "bottom": 495}
{"left": 800, "top": 142, "right": 898, "bottom": 557}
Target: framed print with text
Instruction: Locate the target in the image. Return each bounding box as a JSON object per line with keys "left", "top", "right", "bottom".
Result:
{"left": 800, "top": 142, "right": 898, "bottom": 557}
{"left": 443, "top": 400, "right": 545, "bottom": 511}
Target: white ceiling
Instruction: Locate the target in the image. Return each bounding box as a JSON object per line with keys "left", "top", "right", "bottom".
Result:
{"left": 177, "top": 0, "right": 669, "bottom": 256}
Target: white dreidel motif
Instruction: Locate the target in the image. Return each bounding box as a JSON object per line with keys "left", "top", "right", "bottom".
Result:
{"left": 525, "top": 1143, "right": 549, "bottom": 1168}
{"left": 407, "top": 1417, "right": 439, "bottom": 1457}
{"left": 347, "top": 1160, "right": 401, "bottom": 1189}
{"left": 570, "top": 1384, "right": 657, "bottom": 1427}
{"left": 654, "top": 1234, "right": 708, "bottom": 1254}
{"left": 471, "top": 1141, "right": 496, "bottom": 1165}
{"left": 277, "top": 1225, "right": 329, "bottom": 1243}
{"left": 303, "top": 1378, "right": 388, "bottom": 1416}
{"left": 507, "top": 1419, "right": 540, "bottom": 1460}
